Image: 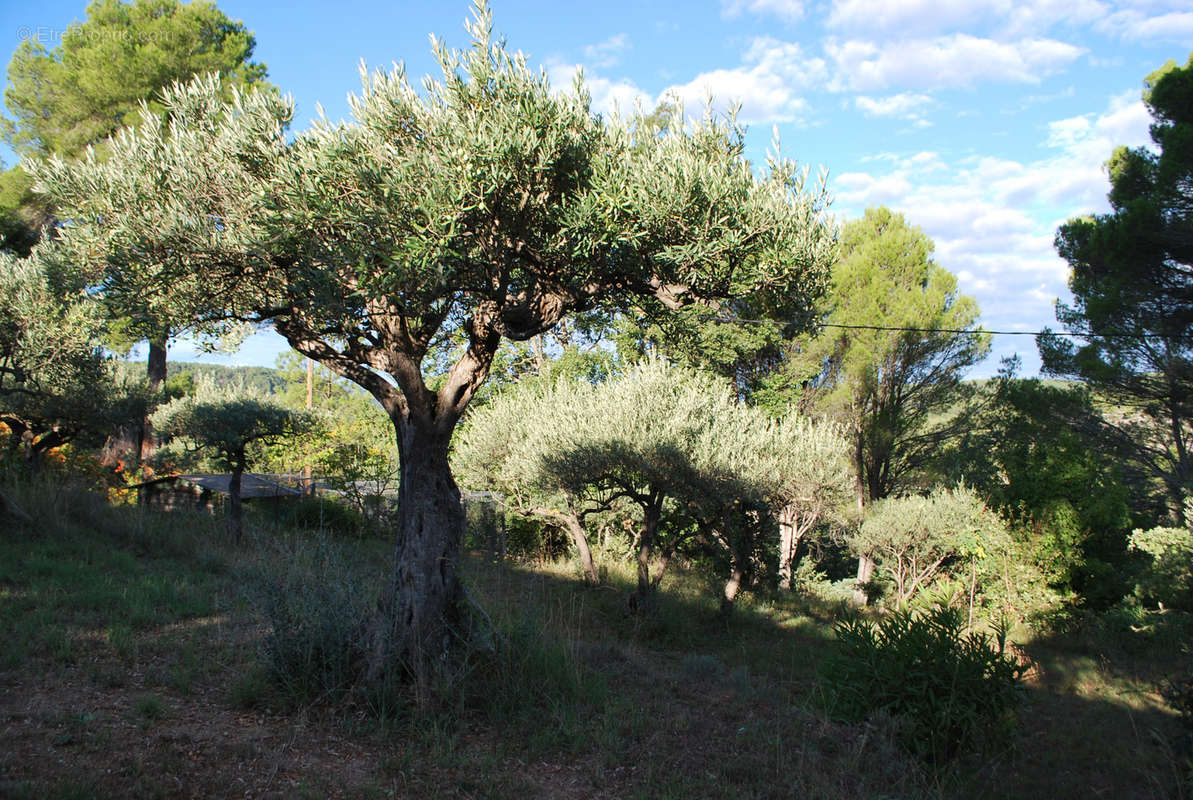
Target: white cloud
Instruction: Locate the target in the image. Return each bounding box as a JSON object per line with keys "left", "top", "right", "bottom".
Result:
{"left": 1046, "top": 89, "right": 1151, "bottom": 171}
{"left": 721, "top": 0, "right": 805, "bottom": 22}
{"left": 827, "top": 90, "right": 1154, "bottom": 376}
{"left": 661, "top": 37, "right": 826, "bottom": 122}
{"left": 584, "top": 33, "right": 630, "bottom": 69}
{"left": 854, "top": 92, "right": 934, "bottom": 120}
{"left": 1100, "top": 8, "right": 1193, "bottom": 41}
{"left": 1001, "top": 0, "right": 1109, "bottom": 36}
{"left": 827, "top": 34, "right": 1084, "bottom": 91}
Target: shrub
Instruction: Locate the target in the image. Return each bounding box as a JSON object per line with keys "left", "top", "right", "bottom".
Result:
{"left": 819, "top": 604, "right": 1029, "bottom": 763}
{"left": 246, "top": 538, "right": 375, "bottom": 705}
{"left": 1129, "top": 524, "right": 1193, "bottom": 610}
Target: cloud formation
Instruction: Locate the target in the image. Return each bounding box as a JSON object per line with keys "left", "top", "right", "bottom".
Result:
{"left": 661, "top": 38, "right": 826, "bottom": 122}
{"left": 826, "top": 35, "right": 1084, "bottom": 91}
{"left": 584, "top": 33, "right": 630, "bottom": 68}
{"left": 829, "top": 92, "right": 1153, "bottom": 373}
{"left": 720, "top": 0, "right": 806, "bottom": 22}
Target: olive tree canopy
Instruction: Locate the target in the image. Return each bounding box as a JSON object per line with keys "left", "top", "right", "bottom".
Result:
{"left": 0, "top": 248, "right": 121, "bottom": 468}
{"left": 33, "top": 3, "right": 836, "bottom": 679}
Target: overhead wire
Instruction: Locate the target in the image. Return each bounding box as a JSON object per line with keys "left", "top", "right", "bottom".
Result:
{"left": 707, "top": 317, "right": 1189, "bottom": 342}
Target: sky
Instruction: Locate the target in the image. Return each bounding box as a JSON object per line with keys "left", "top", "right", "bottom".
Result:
{"left": 2, "top": 0, "right": 1191, "bottom": 377}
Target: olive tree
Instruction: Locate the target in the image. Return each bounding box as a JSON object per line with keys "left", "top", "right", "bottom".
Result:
{"left": 851, "top": 486, "right": 1008, "bottom": 609}
{"left": 756, "top": 416, "right": 854, "bottom": 591}
{"left": 455, "top": 378, "right": 602, "bottom": 582}
{"left": 462, "top": 361, "right": 768, "bottom": 606}
{"left": 152, "top": 387, "right": 315, "bottom": 541}
{"left": 525, "top": 361, "right": 750, "bottom": 605}
{"left": 0, "top": 248, "right": 120, "bottom": 470}
{"left": 33, "top": 4, "right": 835, "bottom": 677}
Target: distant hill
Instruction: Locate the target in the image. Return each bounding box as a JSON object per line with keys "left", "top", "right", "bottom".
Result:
{"left": 166, "top": 362, "right": 289, "bottom": 396}
{"left": 113, "top": 360, "right": 289, "bottom": 397}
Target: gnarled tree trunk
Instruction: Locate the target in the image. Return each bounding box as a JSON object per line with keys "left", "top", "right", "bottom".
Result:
{"left": 372, "top": 415, "right": 465, "bottom": 684}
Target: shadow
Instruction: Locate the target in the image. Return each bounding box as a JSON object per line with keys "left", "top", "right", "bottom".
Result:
{"left": 463, "top": 552, "right": 1191, "bottom": 799}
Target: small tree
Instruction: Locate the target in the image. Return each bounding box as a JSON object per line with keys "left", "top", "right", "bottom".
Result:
{"left": 782, "top": 207, "right": 990, "bottom": 602}
{"left": 526, "top": 362, "right": 745, "bottom": 604}
{"left": 757, "top": 415, "right": 854, "bottom": 591}
{"left": 152, "top": 388, "right": 315, "bottom": 540}
{"left": 464, "top": 361, "right": 760, "bottom": 606}
{"left": 455, "top": 378, "right": 601, "bottom": 582}
{"left": 851, "top": 486, "right": 1008, "bottom": 609}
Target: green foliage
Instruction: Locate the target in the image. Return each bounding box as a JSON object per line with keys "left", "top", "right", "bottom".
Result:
{"left": 3, "top": 0, "right": 268, "bottom": 159}
{"left": 820, "top": 605, "right": 1028, "bottom": 763}
{"left": 763, "top": 414, "right": 854, "bottom": 514}
{"left": 1129, "top": 522, "right": 1193, "bottom": 610}
{"left": 247, "top": 534, "right": 595, "bottom": 725}
{"left": 775, "top": 206, "right": 989, "bottom": 502}
{"left": 152, "top": 381, "right": 317, "bottom": 538}
{"left": 165, "top": 361, "right": 287, "bottom": 396}
{"left": 459, "top": 359, "right": 771, "bottom": 598}
{"left": 943, "top": 374, "right": 1133, "bottom": 608}
{"left": 0, "top": 165, "right": 50, "bottom": 256}
{"left": 0, "top": 248, "right": 128, "bottom": 466}
{"left": 500, "top": 513, "right": 568, "bottom": 561}
{"left": 247, "top": 538, "right": 375, "bottom": 705}
{"left": 456, "top": 611, "right": 596, "bottom": 728}
{"left": 0, "top": 475, "right": 223, "bottom": 669}
{"left": 852, "top": 486, "right": 1010, "bottom": 608}
{"left": 152, "top": 383, "right": 316, "bottom": 473}
{"left": 278, "top": 495, "right": 368, "bottom": 538}
{"left": 1040, "top": 51, "right": 1193, "bottom": 519}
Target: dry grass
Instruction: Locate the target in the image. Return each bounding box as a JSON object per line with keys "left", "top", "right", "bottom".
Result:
{"left": 0, "top": 479, "right": 1188, "bottom": 798}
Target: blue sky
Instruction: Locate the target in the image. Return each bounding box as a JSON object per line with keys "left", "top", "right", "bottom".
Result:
{"left": 3, "top": 0, "right": 1192, "bottom": 376}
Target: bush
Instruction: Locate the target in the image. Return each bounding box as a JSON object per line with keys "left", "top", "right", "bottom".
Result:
{"left": 1129, "top": 524, "right": 1193, "bottom": 610}
{"left": 819, "top": 604, "right": 1029, "bottom": 763}
{"left": 503, "top": 512, "right": 569, "bottom": 562}
{"left": 456, "top": 611, "right": 597, "bottom": 729}
{"left": 246, "top": 538, "right": 375, "bottom": 705}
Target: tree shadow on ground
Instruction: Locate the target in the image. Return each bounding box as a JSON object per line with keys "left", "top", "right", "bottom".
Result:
{"left": 465, "top": 553, "right": 1191, "bottom": 799}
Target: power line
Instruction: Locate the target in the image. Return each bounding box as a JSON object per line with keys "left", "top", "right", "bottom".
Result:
{"left": 822, "top": 323, "right": 1189, "bottom": 341}
{"left": 712, "top": 317, "right": 1187, "bottom": 341}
